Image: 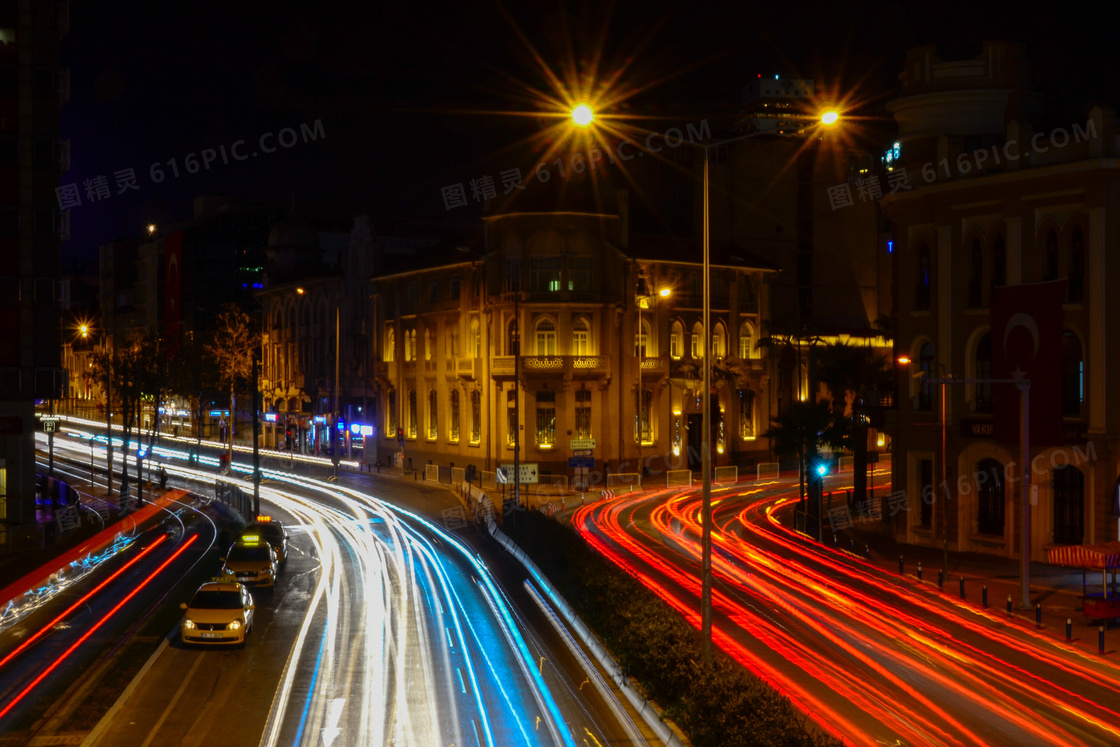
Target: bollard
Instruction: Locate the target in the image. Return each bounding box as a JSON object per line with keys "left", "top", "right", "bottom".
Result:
{"left": 1036, "top": 604, "right": 1042, "bottom": 629}
{"left": 899, "top": 556, "right": 904, "bottom": 575}
{"left": 917, "top": 561, "right": 922, "bottom": 581}
{"left": 1007, "top": 594, "right": 1013, "bottom": 615}
{"left": 864, "top": 544, "right": 870, "bottom": 560}
{"left": 561, "top": 498, "right": 565, "bottom": 511}
{"left": 1100, "top": 626, "right": 1106, "bottom": 655}
{"left": 982, "top": 585, "right": 988, "bottom": 608}
{"left": 959, "top": 577, "right": 965, "bottom": 599}
{"left": 581, "top": 492, "right": 585, "bottom": 505}
{"left": 938, "top": 569, "right": 944, "bottom": 591}
{"left": 1066, "top": 618, "right": 1072, "bottom": 642}
{"left": 850, "top": 538, "right": 855, "bottom": 552}
{"left": 833, "top": 533, "right": 838, "bottom": 550}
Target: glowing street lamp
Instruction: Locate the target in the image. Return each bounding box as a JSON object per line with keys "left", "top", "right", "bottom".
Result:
{"left": 820, "top": 110, "right": 840, "bottom": 126}
{"left": 571, "top": 104, "right": 594, "bottom": 127}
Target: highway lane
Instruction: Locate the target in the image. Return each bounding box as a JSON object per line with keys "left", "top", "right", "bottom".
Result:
{"left": 0, "top": 459, "right": 219, "bottom": 740}
{"left": 35, "top": 424, "right": 642, "bottom": 746}
{"left": 574, "top": 472, "right": 1120, "bottom": 747}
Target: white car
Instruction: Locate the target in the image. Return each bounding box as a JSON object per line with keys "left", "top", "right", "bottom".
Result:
{"left": 180, "top": 579, "right": 255, "bottom": 646}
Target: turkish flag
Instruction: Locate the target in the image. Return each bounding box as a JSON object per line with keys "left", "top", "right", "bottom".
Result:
{"left": 991, "top": 280, "right": 1065, "bottom": 446}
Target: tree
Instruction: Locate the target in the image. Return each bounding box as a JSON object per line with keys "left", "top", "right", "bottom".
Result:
{"left": 166, "top": 332, "right": 218, "bottom": 453}
{"left": 815, "top": 343, "right": 891, "bottom": 509}
{"left": 206, "top": 304, "right": 259, "bottom": 463}
{"left": 763, "top": 400, "right": 848, "bottom": 532}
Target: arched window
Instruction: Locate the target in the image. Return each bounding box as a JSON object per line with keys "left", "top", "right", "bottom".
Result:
{"left": 1043, "top": 229, "right": 1059, "bottom": 282}
{"left": 404, "top": 329, "right": 416, "bottom": 362}
{"left": 691, "top": 322, "right": 704, "bottom": 359}
{"left": 916, "top": 243, "right": 931, "bottom": 310}
{"left": 992, "top": 235, "right": 1006, "bottom": 287}
{"left": 469, "top": 390, "right": 481, "bottom": 444}
{"left": 968, "top": 239, "right": 983, "bottom": 308}
{"left": 670, "top": 320, "right": 683, "bottom": 360}
{"left": 1062, "top": 331, "right": 1084, "bottom": 417}
{"left": 738, "top": 389, "right": 755, "bottom": 438}
{"left": 470, "top": 317, "right": 481, "bottom": 358}
{"left": 384, "top": 326, "right": 395, "bottom": 362}
{"left": 1069, "top": 227, "right": 1085, "bottom": 303}
{"left": 974, "top": 334, "right": 992, "bottom": 413}
{"left": 386, "top": 390, "right": 397, "bottom": 432}
{"left": 427, "top": 390, "right": 437, "bottom": 439}
{"left": 711, "top": 323, "right": 726, "bottom": 360}
{"left": 424, "top": 328, "right": 434, "bottom": 361}
{"left": 407, "top": 390, "right": 417, "bottom": 438}
{"left": 535, "top": 318, "right": 556, "bottom": 355}
{"left": 917, "top": 342, "right": 935, "bottom": 411}
{"left": 739, "top": 321, "right": 757, "bottom": 359}
{"left": 1052, "top": 465, "right": 1085, "bottom": 544}
{"left": 977, "top": 458, "right": 1005, "bottom": 535}
{"left": 449, "top": 390, "right": 460, "bottom": 442}
{"left": 635, "top": 318, "right": 650, "bottom": 357}
{"left": 572, "top": 317, "right": 590, "bottom": 356}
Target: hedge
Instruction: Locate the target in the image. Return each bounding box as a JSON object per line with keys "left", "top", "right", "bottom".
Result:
{"left": 503, "top": 510, "right": 839, "bottom": 747}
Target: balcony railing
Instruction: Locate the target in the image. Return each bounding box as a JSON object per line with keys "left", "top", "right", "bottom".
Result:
{"left": 491, "top": 355, "right": 611, "bottom": 379}
{"left": 639, "top": 356, "right": 669, "bottom": 378}
{"left": 457, "top": 358, "right": 480, "bottom": 380}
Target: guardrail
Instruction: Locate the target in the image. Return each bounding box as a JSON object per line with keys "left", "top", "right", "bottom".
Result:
{"left": 756, "top": 462, "right": 779, "bottom": 480}
{"left": 666, "top": 469, "right": 692, "bottom": 488}
{"left": 714, "top": 465, "right": 738, "bottom": 483}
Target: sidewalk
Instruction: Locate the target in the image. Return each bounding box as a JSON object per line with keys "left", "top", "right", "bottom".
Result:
{"left": 839, "top": 521, "right": 1119, "bottom": 653}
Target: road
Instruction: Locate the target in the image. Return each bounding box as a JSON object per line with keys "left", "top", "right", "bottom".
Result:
{"left": 1, "top": 421, "right": 647, "bottom": 746}
{"left": 573, "top": 471, "right": 1120, "bottom": 746}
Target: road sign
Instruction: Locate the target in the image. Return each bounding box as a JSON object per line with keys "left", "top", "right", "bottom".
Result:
{"left": 569, "top": 438, "right": 596, "bottom": 450}
{"left": 499, "top": 463, "right": 538, "bottom": 484}
{"left": 568, "top": 456, "right": 594, "bottom": 469}
{"left": 572, "top": 449, "right": 593, "bottom": 457}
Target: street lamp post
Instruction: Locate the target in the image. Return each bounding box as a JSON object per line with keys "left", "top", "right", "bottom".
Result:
{"left": 333, "top": 303, "right": 340, "bottom": 480}
{"left": 923, "top": 372, "right": 1032, "bottom": 608}
{"left": 698, "top": 111, "right": 840, "bottom": 660}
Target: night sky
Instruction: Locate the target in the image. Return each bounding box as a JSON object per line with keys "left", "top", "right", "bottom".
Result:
{"left": 60, "top": 1, "right": 1118, "bottom": 269}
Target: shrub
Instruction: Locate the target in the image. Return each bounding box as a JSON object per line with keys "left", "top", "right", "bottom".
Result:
{"left": 503, "top": 511, "right": 837, "bottom": 747}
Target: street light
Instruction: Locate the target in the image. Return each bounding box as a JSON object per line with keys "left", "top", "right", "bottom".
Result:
{"left": 571, "top": 104, "right": 594, "bottom": 127}
{"left": 697, "top": 109, "right": 840, "bottom": 660}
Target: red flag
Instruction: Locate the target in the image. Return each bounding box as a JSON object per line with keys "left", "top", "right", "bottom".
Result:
{"left": 990, "top": 280, "right": 1065, "bottom": 446}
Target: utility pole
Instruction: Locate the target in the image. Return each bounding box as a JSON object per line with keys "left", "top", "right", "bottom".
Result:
{"left": 333, "top": 303, "right": 340, "bottom": 480}
{"left": 513, "top": 292, "right": 520, "bottom": 512}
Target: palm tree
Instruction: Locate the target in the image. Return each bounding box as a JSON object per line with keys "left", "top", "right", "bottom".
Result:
{"left": 816, "top": 342, "right": 892, "bottom": 509}
{"left": 764, "top": 400, "right": 846, "bottom": 510}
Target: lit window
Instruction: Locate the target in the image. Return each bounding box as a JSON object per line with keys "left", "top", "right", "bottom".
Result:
{"left": 535, "top": 318, "right": 556, "bottom": 356}
{"left": 449, "top": 391, "right": 460, "bottom": 442}
{"left": 407, "top": 390, "right": 417, "bottom": 438}
{"left": 572, "top": 317, "right": 589, "bottom": 356}
{"left": 470, "top": 391, "right": 481, "bottom": 444}
{"left": 575, "top": 389, "right": 591, "bottom": 438}
{"left": 428, "top": 390, "right": 437, "bottom": 439}
{"left": 536, "top": 390, "right": 556, "bottom": 446}
{"left": 636, "top": 389, "right": 653, "bottom": 445}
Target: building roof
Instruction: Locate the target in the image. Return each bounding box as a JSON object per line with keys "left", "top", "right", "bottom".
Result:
{"left": 371, "top": 228, "right": 487, "bottom": 280}
{"left": 626, "top": 234, "right": 781, "bottom": 271}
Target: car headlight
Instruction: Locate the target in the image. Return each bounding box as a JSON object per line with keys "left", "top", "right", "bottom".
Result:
{"left": 183, "top": 618, "right": 196, "bottom": 630}
{"left": 228, "top": 619, "right": 242, "bottom": 630}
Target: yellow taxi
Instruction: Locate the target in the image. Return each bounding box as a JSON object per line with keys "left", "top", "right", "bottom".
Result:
{"left": 243, "top": 516, "right": 289, "bottom": 565}
{"left": 180, "top": 577, "right": 255, "bottom": 646}
{"left": 221, "top": 536, "right": 278, "bottom": 588}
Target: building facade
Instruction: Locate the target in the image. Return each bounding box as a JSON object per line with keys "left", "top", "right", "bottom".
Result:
{"left": 884, "top": 41, "right": 1120, "bottom": 560}
{"left": 368, "top": 196, "right": 777, "bottom": 486}
{"left": 0, "top": 0, "right": 69, "bottom": 543}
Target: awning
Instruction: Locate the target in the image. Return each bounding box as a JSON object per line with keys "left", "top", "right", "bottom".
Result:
{"left": 1047, "top": 542, "right": 1120, "bottom": 569}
